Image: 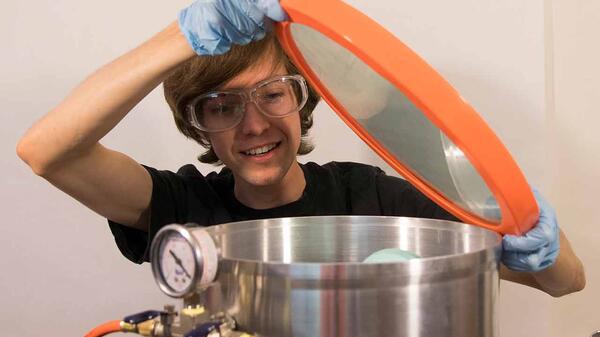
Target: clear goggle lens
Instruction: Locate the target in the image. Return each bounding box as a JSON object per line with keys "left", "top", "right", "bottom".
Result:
{"left": 188, "top": 75, "right": 308, "bottom": 132}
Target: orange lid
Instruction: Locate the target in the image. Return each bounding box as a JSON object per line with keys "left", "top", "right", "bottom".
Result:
{"left": 276, "top": 0, "right": 538, "bottom": 235}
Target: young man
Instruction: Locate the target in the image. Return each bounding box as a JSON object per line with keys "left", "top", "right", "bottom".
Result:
{"left": 17, "top": 0, "right": 584, "bottom": 296}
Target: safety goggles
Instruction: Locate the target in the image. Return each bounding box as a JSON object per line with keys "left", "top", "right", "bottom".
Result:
{"left": 187, "top": 74, "right": 309, "bottom": 132}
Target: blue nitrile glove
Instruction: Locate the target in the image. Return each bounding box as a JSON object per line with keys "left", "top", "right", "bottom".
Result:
{"left": 178, "top": 0, "right": 288, "bottom": 56}
{"left": 502, "top": 189, "right": 560, "bottom": 272}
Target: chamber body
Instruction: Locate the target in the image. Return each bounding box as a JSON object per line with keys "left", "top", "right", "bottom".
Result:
{"left": 191, "top": 216, "right": 500, "bottom": 337}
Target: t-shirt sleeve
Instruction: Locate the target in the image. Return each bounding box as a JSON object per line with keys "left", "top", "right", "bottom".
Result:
{"left": 374, "top": 170, "right": 459, "bottom": 221}
{"left": 108, "top": 165, "right": 200, "bottom": 264}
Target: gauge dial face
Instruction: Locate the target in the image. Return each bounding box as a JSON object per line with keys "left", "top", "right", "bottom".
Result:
{"left": 158, "top": 232, "right": 196, "bottom": 294}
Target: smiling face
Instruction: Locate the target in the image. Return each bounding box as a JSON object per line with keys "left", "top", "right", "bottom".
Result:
{"left": 207, "top": 55, "right": 303, "bottom": 191}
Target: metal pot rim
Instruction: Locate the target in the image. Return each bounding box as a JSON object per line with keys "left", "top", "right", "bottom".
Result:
{"left": 204, "top": 215, "right": 501, "bottom": 281}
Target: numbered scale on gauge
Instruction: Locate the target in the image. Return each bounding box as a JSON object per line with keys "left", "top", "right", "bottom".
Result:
{"left": 151, "top": 224, "right": 219, "bottom": 298}
{"left": 157, "top": 232, "right": 196, "bottom": 294}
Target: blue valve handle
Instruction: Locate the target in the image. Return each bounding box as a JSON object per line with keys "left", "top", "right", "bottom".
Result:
{"left": 123, "top": 310, "right": 163, "bottom": 324}
{"left": 184, "top": 322, "right": 222, "bottom": 337}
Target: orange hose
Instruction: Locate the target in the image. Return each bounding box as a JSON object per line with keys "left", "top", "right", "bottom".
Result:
{"left": 84, "top": 320, "right": 122, "bottom": 337}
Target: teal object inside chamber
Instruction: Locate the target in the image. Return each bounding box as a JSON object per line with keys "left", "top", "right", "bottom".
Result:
{"left": 362, "top": 248, "right": 421, "bottom": 263}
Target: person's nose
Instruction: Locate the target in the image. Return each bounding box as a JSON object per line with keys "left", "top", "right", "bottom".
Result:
{"left": 239, "top": 101, "right": 270, "bottom": 135}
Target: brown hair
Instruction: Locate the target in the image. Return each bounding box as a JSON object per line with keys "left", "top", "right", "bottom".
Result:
{"left": 163, "top": 32, "right": 320, "bottom": 164}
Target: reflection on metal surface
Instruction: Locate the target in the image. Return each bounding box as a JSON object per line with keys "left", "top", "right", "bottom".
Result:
{"left": 178, "top": 216, "right": 504, "bottom": 337}
{"left": 289, "top": 23, "right": 502, "bottom": 223}
{"left": 282, "top": 218, "right": 293, "bottom": 263}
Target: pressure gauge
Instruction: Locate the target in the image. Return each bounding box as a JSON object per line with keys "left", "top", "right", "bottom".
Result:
{"left": 150, "top": 224, "right": 219, "bottom": 298}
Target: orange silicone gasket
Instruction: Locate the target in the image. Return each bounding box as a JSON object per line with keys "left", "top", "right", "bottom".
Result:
{"left": 276, "top": 0, "right": 538, "bottom": 235}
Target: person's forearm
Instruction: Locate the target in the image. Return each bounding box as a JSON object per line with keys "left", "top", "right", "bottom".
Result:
{"left": 17, "top": 21, "right": 194, "bottom": 174}
{"left": 500, "top": 229, "right": 586, "bottom": 297}
{"left": 529, "top": 230, "right": 586, "bottom": 296}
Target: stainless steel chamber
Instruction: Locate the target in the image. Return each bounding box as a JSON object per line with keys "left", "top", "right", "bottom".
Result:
{"left": 180, "top": 216, "right": 502, "bottom": 337}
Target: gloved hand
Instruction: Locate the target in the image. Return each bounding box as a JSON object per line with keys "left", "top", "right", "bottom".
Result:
{"left": 178, "top": 0, "right": 288, "bottom": 56}
{"left": 501, "top": 189, "right": 560, "bottom": 272}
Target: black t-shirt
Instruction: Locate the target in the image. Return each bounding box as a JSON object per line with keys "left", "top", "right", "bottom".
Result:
{"left": 108, "top": 161, "right": 456, "bottom": 263}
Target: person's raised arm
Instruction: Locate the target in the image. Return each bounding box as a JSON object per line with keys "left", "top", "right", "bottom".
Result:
{"left": 17, "top": 0, "right": 287, "bottom": 231}
{"left": 17, "top": 22, "right": 194, "bottom": 231}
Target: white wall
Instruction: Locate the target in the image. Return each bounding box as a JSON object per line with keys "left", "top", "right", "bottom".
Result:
{"left": 1, "top": 0, "right": 596, "bottom": 336}
{"left": 545, "top": 0, "right": 600, "bottom": 335}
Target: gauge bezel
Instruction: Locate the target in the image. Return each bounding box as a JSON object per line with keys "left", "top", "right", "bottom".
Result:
{"left": 150, "top": 224, "right": 204, "bottom": 298}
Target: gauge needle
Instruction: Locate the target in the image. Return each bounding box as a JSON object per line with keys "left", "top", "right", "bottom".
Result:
{"left": 169, "top": 249, "right": 192, "bottom": 279}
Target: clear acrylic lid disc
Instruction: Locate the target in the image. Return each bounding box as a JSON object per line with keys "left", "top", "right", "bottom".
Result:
{"left": 276, "top": 0, "right": 538, "bottom": 234}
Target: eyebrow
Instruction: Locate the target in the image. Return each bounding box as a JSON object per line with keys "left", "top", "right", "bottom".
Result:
{"left": 220, "top": 73, "right": 288, "bottom": 92}
{"left": 220, "top": 63, "right": 288, "bottom": 91}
